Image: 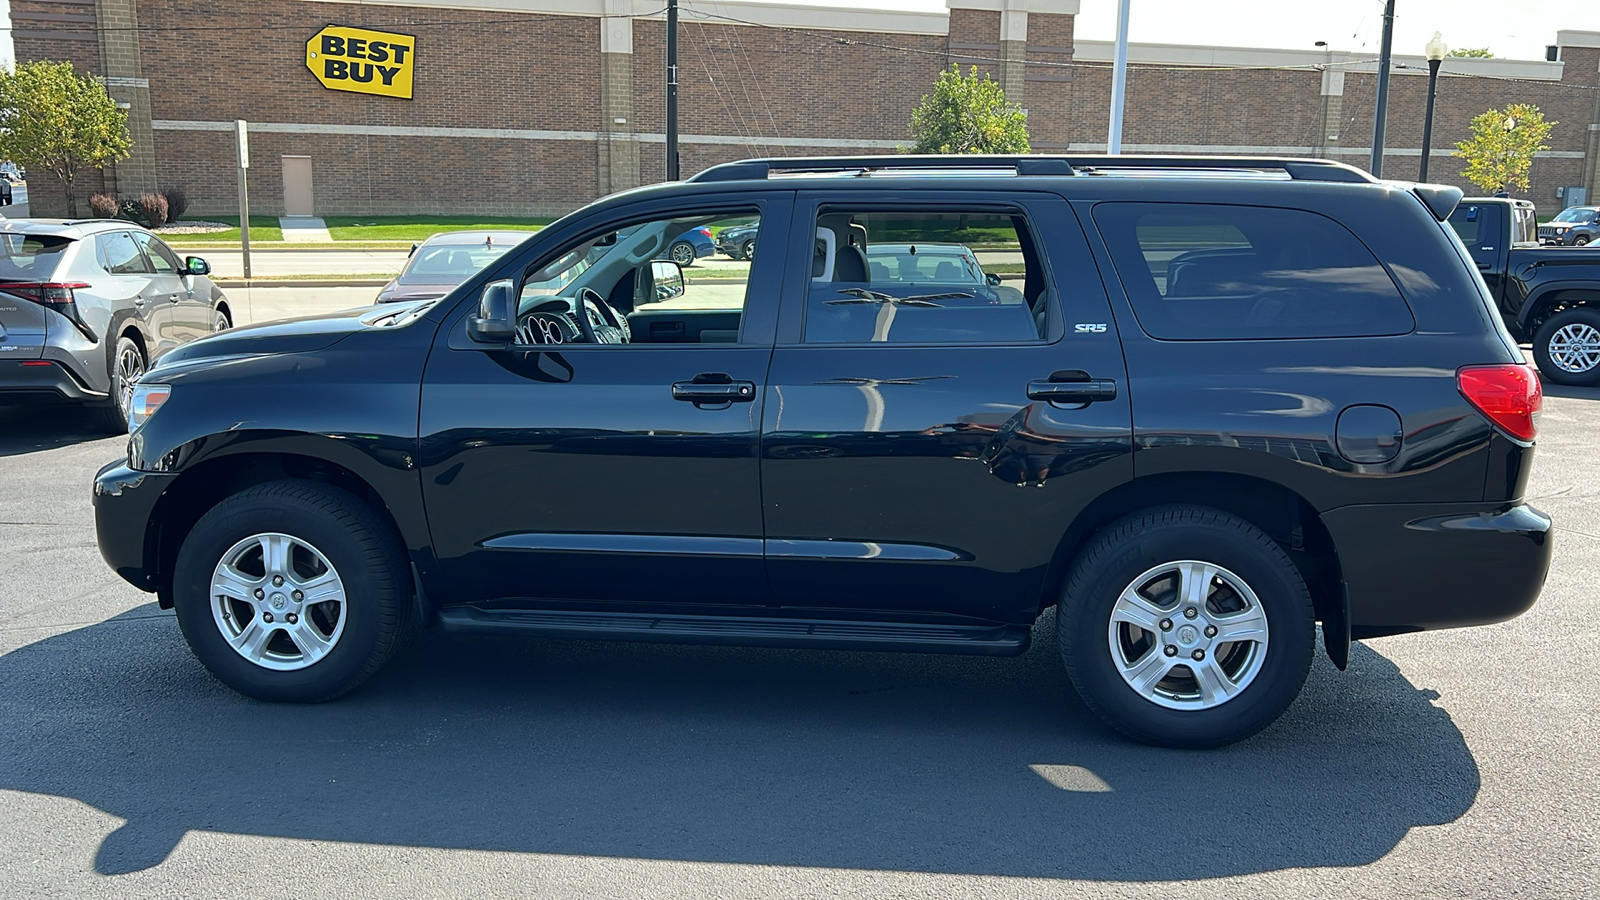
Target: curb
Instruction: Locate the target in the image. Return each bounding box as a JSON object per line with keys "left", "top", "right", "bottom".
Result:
{"left": 217, "top": 279, "right": 389, "bottom": 288}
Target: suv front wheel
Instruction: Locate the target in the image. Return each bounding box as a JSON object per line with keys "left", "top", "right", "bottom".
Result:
{"left": 172, "top": 480, "right": 413, "bottom": 701}
{"left": 1058, "top": 505, "right": 1315, "bottom": 748}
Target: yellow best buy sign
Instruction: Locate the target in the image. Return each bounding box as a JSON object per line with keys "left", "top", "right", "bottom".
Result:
{"left": 305, "top": 25, "right": 416, "bottom": 99}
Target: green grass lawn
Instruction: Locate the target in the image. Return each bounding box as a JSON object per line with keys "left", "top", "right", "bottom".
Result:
{"left": 162, "top": 217, "right": 284, "bottom": 243}
{"left": 320, "top": 216, "right": 556, "bottom": 241}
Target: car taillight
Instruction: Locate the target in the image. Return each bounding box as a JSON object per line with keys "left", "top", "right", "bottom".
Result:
{"left": 1459, "top": 364, "right": 1542, "bottom": 442}
{"left": 698, "top": 227, "right": 712, "bottom": 237}
{"left": 0, "top": 282, "right": 94, "bottom": 339}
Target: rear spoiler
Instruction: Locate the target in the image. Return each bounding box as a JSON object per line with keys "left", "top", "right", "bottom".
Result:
{"left": 1414, "top": 184, "right": 1463, "bottom": 222}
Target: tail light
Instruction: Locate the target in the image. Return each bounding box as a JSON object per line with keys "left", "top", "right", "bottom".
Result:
{"left": 698, "top": 227, "right": 712, "bottom": 237}
{"left": 0, "top": 282, "right": 95, "bottom": 339}
{"left": 1459, "top": 364, "right": 1542, "bottom": 442}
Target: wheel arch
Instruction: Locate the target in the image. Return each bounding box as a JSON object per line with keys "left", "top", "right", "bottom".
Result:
{"left": 1519, "top": 284, "right": 1600, "bottom": 337}
{"left": 1040, "top": 472, "right": 1347, "bottom": 666}
{"left": 147, "top": 452, "right": 413, "bottom": 611}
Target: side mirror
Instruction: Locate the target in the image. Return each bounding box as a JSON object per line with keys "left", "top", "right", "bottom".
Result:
{"left": 468, "top": 279, "right": 516, "bottom": 344}
{"left": 185, "top": 256, "right": 211, "bottom": 276}
{"left": 651, "top": 259, "right": 685, "bottom": 299}
{"left": 985, "top": 272, "right": 1002, "bottom": 286}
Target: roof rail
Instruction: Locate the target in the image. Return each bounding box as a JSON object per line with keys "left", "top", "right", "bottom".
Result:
{"left": 687, "top": 154, "right": 1375, "bottom": 185}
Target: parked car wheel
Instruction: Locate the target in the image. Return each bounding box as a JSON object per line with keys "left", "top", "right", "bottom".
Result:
{"left": 741, "top": 239, "right": 756, "bottom": 261}
{"left": 1533, "top": 307, "right": 1600, "bottom": 386}
{"left": 1575, "top": 235, "right": 1592, "bottom": 247}
{"left": 213, "top": 307, "right": 232, "bottom": 333}
{"left": 90, "top": 335, "right": 145, "bottom": 434}
{"left": 172, "top": 480, "right": 413, "bottom": 702}
{"left": 1058, "top": 505, "right": 1315, "bottom": 748}
{"left": 669, "top": 241, "right": 696, "bottom": 267}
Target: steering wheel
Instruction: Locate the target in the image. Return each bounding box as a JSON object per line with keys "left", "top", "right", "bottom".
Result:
{"left": 573, "top": 288, "right": 603, "bottom": 343}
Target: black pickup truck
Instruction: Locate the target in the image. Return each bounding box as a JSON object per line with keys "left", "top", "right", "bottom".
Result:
{"left": 1449, "top": 197, "right": 1600, "bottom": 385}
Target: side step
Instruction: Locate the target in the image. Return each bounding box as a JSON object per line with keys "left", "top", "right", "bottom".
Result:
{"left": 436, "top": 607, "right": 1031, "bottom": 656}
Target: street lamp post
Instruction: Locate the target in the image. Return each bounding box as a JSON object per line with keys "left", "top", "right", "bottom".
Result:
{"left": 1419, "top": 32, "right": 1448, "bottom": 182}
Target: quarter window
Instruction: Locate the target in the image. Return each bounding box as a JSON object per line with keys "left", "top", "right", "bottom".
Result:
{"left": 801, "top": 209, "right": 1048, "bottom": 344}
{"left": 1094, "top": 203, "right": 1415, "bottom": 340}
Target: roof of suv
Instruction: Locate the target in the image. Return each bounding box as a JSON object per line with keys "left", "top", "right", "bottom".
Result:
{"left": 0, "top": 218, "right": 146, "bottom": 239}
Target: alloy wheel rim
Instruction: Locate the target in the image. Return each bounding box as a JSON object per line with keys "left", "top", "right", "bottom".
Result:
{"left": 214, "top": 311, "right": 230, "bottom": 332}
{"left": 1548, "top": 323, "right": 1600, "bottom": 373}
{"left": 672, "top": 243, "right": 694, "bottom": 265}
{"left": 1106, "top": 559, "right": 1270, "bottom": 710}
{"left": 210, "top": 532, "right": 347, "bottom": 671}
{"left": 116, "top": 345, "right": 143, "bottom": 414}
{"left": 743, "top": 240, "right": 755, "bottom": 260}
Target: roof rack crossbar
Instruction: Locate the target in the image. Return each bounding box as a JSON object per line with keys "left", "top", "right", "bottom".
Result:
{"left": 687, "top": 154, "right": 1375, "bottom": 185}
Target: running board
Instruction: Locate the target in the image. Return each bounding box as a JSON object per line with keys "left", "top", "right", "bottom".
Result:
{"left": 436, "top": 607, "right": 1031, "bottom": 656}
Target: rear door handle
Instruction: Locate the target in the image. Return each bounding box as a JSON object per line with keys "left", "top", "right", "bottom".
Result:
{"left": 672, "top": 374, "right": 756, "bottom": 406}
{"left": 1027, "top": 373, "right": 1117, "bottom": 405}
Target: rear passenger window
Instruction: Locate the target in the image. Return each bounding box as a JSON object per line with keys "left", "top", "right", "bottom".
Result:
{"left": 801, "top": 209, "right": 1048, "bottom": 344}
{"left": 1094, "top": 203, "right": 1415, "bottom": 340}
{"left": 98, "top": 232, "right": 150, "bottom": 275}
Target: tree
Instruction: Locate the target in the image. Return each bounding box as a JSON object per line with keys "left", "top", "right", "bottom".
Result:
{"left": 1454, "top": 103, "right": 1553, "bottom": 195}
{"left": 0, "top": 61, "right": 131, "bottom": 216}
{"left": 1448, "top": 47, "right": 1494, "bottom": 58}
{"left": 905, "top": 65, "right": 1030, "bottom": 155}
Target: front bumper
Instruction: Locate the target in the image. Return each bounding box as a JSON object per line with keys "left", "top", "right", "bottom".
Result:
{"left": 93, "top": 459, "right": 177, "bottom": 592}
{"left": 0, "top": 360, "right": 106, "bottom": 405}
{"left": 1324, "top": 502, "right": 1552, "bottom": 637}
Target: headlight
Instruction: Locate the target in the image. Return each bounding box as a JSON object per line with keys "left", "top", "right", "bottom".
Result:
{"left": 128, "top": 383, "right": 171, "bottom": 432}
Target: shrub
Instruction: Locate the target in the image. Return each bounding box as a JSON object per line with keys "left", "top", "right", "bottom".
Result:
{"left": 161, "top": 186, "right": 189, "bottom": 221}
{"left": 87, "top": 192, "right": 118, "bottom": 218}
{"left": 139, "top": 192, "right": 168, "bottom": 228}
{"left": 118, "top": 198, "right": 145, "bottom": 225}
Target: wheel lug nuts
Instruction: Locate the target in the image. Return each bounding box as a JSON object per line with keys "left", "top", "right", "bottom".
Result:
{"left": 1184, "top": 607, "right": 1198, "bottom": 619}
{"left": 1204, "top": 625, "right": 1218, "bottom": 638}
{"left": 1158, "top": 618, "right": 1173, "bottom": 631}
{"left": 253, "top": 588, "right": 265, "bottom": 599}
{"left": 292, "top": 591, "right": 303, "bottom": 602}
{"left": 272, "top": 575, "right": 285, "bottom": 587}
{"left": 286, "top": 613, "right": 298, "bottom": 624}
{"left": 1191, "top": 649, "right": 1205, "bottom": 661}
{"left": 1163, "top": 645, "right": 1178, "bottom": 657}
{"left": 262, "top": 612, "right": 274, "bottom": 623}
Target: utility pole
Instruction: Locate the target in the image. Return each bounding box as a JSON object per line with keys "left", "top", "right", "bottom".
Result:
{"left": 235, "top": 120, "right": 251, "bottom": 281}
{"left": 1369, "top": 0, "right": 1396, "bottom": 177}
{"left": 1107, "top": 0, "right": 1132, "bottom": 154}
{"left": 666, "top": 0, "right": 680, "bottom": 180}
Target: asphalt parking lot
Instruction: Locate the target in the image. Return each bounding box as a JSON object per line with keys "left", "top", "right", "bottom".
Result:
{"left": 1, "top": 385, "right": 1597, "bottom": 898}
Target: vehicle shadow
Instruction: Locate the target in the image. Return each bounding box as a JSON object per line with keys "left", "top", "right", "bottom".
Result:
{"left": 1542, "top": 384, "right": 1600, "bottom": 402}
{"left": 0, "top": 606, "right": 1478, "bottom": 880}
{"left": 0, "top": 406, "right": 117, "bottom": 457}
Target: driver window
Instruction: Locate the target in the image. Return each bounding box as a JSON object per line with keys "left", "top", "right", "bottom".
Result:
{"left": 512, "top": 209, "right": 762, "bottom": 346}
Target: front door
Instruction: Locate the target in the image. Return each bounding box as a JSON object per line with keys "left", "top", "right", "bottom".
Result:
{"left": 419, "top": 193, "right": 791, "bottom": 609}
{"left": 134, "top": 232, "right": 209, "bottom": 342}
{"left": 760, "top": 193, "right": 1133, "bottom": 624}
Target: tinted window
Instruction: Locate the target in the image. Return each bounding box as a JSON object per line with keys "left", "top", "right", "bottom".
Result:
{"left": 98, "top": 232, "right": 150, "bottom": 275}
{"left": 802, "top": 210, "right": 1045, "bottom": 344}
{"left": 134, "top": 232, "right": 180, "bottom": 275}
{"left": 0, "top": 234, "right": 70, "bottom": 280}
{"left": 402, "top": 238, "right": 521, "bottom": 282}
{"left": 1094, "top": 203, "right": 1415, "bottom": 340}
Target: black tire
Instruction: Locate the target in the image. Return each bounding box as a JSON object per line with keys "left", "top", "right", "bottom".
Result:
{"left": 90, "top": 335, "right": 145, "bottom": 434}
{"left": 669, "top": 241, "right": 696, "bottom": 267}
{"left": 172, "top": 480, "right": 413, "bottom": 702}
{"left": 1574, "top": 234, "right": 1592, "bottom": 247}
{"left": 213, "top": 306, "right": 232, "bottom": 333}
{"left": 741, "top": 239, "right": 756, "bottom": 261}
{"left": 1057, "top": 505, "right": 1315, "bottom": 748}
{"left": 1532, "top": 307, "right": 1600, "bottom": 387}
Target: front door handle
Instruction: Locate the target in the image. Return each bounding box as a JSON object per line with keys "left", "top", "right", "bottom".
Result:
{"left": 1027, "top": 371, "right": 1117, "bottom": 405}
{"left": 672, "top": 374, "right": 756, "bottom": 406}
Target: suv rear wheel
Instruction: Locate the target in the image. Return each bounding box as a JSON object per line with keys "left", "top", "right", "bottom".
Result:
{"left": 1533, "top": 307, "right": 1600, "bottom": 386}
{"left": 172, "top": 480, "right": 412, "bottom": 701}
{"left": 1058, "top": 505, "right": 1315, "bottom": 748}
{"left": 88, "top": 335, "right": 144, "bottom": 433}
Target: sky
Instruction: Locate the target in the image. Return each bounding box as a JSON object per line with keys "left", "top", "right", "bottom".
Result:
{"left": 759, "top": 0, "right": 1600, "bottom": 62}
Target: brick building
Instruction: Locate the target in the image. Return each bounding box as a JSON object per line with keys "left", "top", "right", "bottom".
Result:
{"left": 11, "top": 0, "right": 1600, "bottom": 217}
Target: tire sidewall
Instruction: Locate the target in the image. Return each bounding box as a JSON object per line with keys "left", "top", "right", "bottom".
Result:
{"left": 172, "top": 490, "right": 397, "bottom": 701}
{"left": 110, "top": 336, "right": 143, "bottom": 424}
{"left": 1060, "top": 513, "right": 1314, "bottom": 748}
{"left": 1533, "top": 308, "right": 1600, "bottom": 387}
{"left": 671, "top": 242, "right": 695, "bottom": 266}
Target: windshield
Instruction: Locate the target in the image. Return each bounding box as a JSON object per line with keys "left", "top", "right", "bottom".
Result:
{"left": 1553, "top": 208, "right": 1595, "bottom": 223}
{"left": 866, "top": 246, "right": 982, "bottom": 283}
{"left": 0, "top": 234, "right": 71, "bottom": 280}
{"left": 399, "top": 240, "right": 519, "bottom": 283}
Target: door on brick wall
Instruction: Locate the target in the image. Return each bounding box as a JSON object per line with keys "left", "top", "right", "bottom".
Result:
{"left": 282, "top": 156, "right": 314, "bottom": 216}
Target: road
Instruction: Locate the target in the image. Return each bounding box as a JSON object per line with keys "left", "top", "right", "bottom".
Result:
{"left": 0, "top": 376, "right": 1596, "bottom": 898}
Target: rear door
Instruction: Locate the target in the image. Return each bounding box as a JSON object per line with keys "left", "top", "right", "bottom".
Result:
{"left": 96, "top": 231, "right": 172, "bottom": 356}
{"left": 759, "top": 191, "right": 1133, "bottom": 623}
{"left": 134, "top": 232, "right": 205, "bottom": 345}
{"left": 1449, "top": 202, "right": 1507, "bottom": 303}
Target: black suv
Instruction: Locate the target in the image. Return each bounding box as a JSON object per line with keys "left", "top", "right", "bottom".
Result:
{"left": 93, "top": 155, "right": 1552, "bottom": 748}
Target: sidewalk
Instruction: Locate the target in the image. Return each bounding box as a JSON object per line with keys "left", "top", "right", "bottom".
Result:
{"left": 279, "top": 216, "right": 333, "bottom": 242}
